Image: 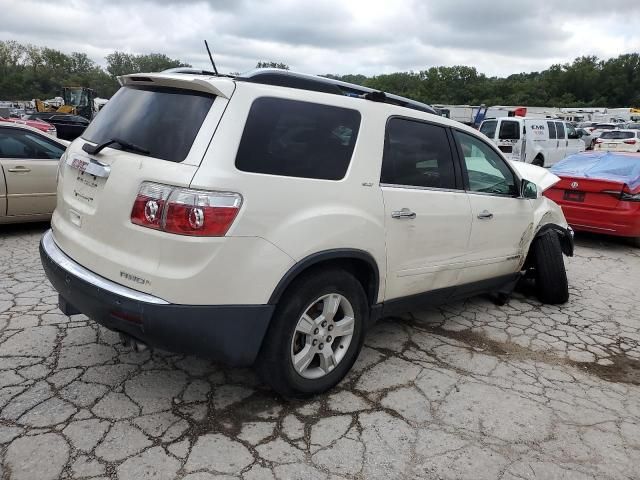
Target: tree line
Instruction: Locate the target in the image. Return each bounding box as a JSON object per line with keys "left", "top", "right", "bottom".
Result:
{"left": 0, "top": 40, "right": 638, "bottom": 108}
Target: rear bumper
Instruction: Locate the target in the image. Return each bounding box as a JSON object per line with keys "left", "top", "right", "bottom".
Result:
{"left": 558, "top": 204, "right": 640, "bottom": 238}
{"left": 40, "top": 230, "right": 274, "bottom": 366}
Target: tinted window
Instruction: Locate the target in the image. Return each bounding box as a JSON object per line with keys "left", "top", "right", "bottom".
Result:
{"left": 547, "top": 121, "right": 557, "bottom": 139}
{"left": 455, "top": 131, "right": 517, "bottom": 196}
{"left": 82, "top": 86, "right": 214, "bottom": 162}
{"left": 600, "top": 131, "right": 634, "bottom": 139}
{"left": 479, "top": 120, "right": 497, "bottom": 139}
{"left": 381, "top": 118, "right": 456, "bottom": 189}
{"left": 498, "top": 120, "right": 520, "bottom": 140}
{"left": 0, "top": 128, "right": 65, "bottom": 159}
{"left": 555, "top": 122, "right": 565, "bottom": 139}
{"left": 236, "top": 98, "right": 360, "bottom": 180}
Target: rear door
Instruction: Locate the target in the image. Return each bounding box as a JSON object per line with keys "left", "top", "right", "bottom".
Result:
{"left": 496, "top": 119, "right": 522, "bottom": 162}
{"left": 453, "top": 130, "right": 534, "bottom": 285}
{"left": 546, "top": 121, "right": 560, "bottom": 165}
{"left": 553, "top": 121, "right": 567, "bottom": 164}
{"left": 381, "top": 117, "right": 472, "bottom": 300}
{"left": 0, "top": 127, "right": 63, "bottom": 216}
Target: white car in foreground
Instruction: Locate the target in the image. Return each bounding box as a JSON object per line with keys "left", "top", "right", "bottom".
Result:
{"left": 40, "top": 69, "right": 574, "bottom": 397}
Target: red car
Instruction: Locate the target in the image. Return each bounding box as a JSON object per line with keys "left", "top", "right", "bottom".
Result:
{"left": 545, "top": 151, "right": 640, "bottom": 245}
{"left": 0, "top": 117, "right": 57, "bottom": 137}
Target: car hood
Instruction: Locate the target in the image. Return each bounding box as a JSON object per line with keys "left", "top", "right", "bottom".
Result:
{"left": 551, "top": 152, "right": 640, "bottom": 190}
{"left": 511, "top": 161, "right": 560, "bottom": 192}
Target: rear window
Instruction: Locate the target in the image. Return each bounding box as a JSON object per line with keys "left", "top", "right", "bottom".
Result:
{"left": 235, "top": 97, "right": 361, "bottom": 180}
{"left": 595, "top": 124, "right": 615, "bottom": 130}
{"left": 479, "top": 120, "right": 497, "bottom": 139}
{"left": 600, "top": 131, "right": 634, "bottom": 140}
{"left": 82, "top": 86, "right": 214, "bottom": 162}
{"left": 498, "top": 120, "right": 520, "bottom": 140}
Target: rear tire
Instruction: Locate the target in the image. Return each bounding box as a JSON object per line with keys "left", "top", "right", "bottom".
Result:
{"left": 631, "top": 237, "right": 640, "bottom": 248}
{"left": 532, "top": 155, "right": 544, "bottom": 167}
{"left": 256, "top": 268, "right": 367, "bottom": 398}
{"left": 532, "top": 231, "right": 569, "bottom": 304}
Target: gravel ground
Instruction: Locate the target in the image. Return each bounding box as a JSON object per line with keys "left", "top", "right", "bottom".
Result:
{"left": 1, "top": 223, "right": 639, "bottom": 480}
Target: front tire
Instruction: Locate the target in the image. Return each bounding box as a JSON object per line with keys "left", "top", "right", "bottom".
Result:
{"left": 256, "top": 268, "right": 367, "bottom": 398}
{"left": 532, "top": 231, "right": 569, "bottom": 304}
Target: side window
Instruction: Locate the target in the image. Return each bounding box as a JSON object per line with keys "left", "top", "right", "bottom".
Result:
{"left": 454, "top": 130, "right": 518, "bottom": 197}
{"left": 381, "top": 118, "right": 457, "bottom": 189}
{"left": 566, "top": 123, "right": 579, "bottom": 139}
{"left": 498, "top": 120, "right": 520, "bottom": 140}
{"left": 0, "top": 128, "right": 65, "bottom": 159}
{"left": 555, "top": 122, "right": 565, "bottom": 139}
{"left": 479, "top": 120, "right": 497, "bottom": 139}
{"left": 547, "top": 121, "right": 557, "bottom": 139}
{"left": 235, "top": 97, "right": 361, "bottom": 180}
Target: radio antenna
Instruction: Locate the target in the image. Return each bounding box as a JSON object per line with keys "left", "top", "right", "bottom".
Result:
{"left": 204, "top": 40, "right": 219, "bottom": 75}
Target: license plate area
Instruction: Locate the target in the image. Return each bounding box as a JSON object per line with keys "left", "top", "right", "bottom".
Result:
{"left": 563, "top": 190, "right": 585, "bottom": 202}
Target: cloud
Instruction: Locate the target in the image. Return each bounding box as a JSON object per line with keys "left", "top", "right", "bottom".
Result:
{"left": 0, "top": 0, "right": 638, "bottom": 77}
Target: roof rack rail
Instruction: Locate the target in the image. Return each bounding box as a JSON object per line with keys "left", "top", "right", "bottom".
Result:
{"left": 236, "top": 68, "right": 437, "bottom": 115}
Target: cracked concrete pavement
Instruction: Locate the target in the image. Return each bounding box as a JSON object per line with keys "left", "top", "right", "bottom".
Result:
{"left": 1, "top": 223, "right": 640, "bottom": 480}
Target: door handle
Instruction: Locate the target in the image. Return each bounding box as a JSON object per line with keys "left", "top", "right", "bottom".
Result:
{"left": 391, "top": 208, "right": 416, "bottom": 219}
{"left": 477, "top": 210, "right": 494, "bottom": 220}
{"left": 8, "top": 166, "right": 31, "bottom": 173}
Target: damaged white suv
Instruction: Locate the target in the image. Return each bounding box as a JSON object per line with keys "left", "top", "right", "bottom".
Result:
{"left": 40, "top": 69, "right": 573, "bottom": 397}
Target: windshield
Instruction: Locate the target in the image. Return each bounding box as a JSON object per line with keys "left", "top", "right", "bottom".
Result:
{"left": 600, "top": 131, "right": 634, "bottom": 140}
{"left": 82, "top": 86, "right": 214, "bottom": 162}
{"left": 479, "top": 120, "right": 497, "bottom": 139}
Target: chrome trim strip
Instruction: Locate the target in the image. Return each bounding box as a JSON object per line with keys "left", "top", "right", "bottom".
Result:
{"left": 42, "top": 230, "right": 169, "bottom": 305}
{"left": 570, "top": 224, "right": 616, "bottom": 232}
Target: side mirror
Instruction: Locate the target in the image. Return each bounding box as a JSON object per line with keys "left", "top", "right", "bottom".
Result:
{"left": 521, "top": 179, "right": 538, "bottom": 199}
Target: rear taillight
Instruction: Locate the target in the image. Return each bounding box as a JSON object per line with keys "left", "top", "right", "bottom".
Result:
{"left": 623, "top": 139, "right": 637, "bottom": 145}
{"left": 595, "top": 138, "right": 604, "bottom": 144}
{"left": 621, "top": 184, "right": 640, "bottom": 202}
{"left": 131, "top": 182, "right": 242, "bottom": 236}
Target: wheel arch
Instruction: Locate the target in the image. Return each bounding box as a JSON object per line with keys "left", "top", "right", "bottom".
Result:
{"left": 268, "top": 249, "right": 380, "bottom": 307}
{"left": 524, "top": 223, "right": 574, "bottom": 269}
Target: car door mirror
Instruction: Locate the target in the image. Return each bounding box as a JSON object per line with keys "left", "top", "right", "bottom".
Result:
{"left": 521, "top": 179, "right": 538, "bottom": 199}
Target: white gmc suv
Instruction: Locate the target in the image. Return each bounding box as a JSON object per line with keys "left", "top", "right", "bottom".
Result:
{"left": 40, "top": 69, "right": 574, "bottom": 397}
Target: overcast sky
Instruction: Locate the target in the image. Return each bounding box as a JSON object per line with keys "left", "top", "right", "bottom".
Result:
{"left": 1, "top": 0, "right": 638, "bottom": 77}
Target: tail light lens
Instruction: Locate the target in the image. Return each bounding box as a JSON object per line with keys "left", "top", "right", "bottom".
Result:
{"left": 621, "top": 184, "right": 640, "bottom": 202}
{"left": 131, "top": 182, "right": 242, "bottom": 236}
{"left": 623, "top": 139, "right": 637, "bottom": 145}
{"left": 595, "top": 138, "right": 604, "bottom": 144}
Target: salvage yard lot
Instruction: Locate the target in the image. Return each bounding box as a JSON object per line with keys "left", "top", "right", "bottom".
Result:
{"left": 1, "top": 223, "right": 639, "bottom": 480}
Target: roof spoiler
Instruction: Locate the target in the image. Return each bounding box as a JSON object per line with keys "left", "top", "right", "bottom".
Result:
{"left": 118, "top": 73, "right": 235, "bottom": 99}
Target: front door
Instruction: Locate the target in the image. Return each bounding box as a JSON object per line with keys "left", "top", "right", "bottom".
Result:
{"left": 0, "top": 127, "right": 64, "bottom": 216}
{"left": 452, "top": 130, "right": 534, "bottom": 285}
{"left": 380, "top": 117, "right": 472, "bottom": 301}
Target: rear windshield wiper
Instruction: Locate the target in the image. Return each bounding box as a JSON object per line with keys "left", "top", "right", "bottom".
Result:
{"left": 82, "top": 137, "right": 150, "bottom": 156}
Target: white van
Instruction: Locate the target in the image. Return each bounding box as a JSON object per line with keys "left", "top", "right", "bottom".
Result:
{"left": 479, "top": 117, "right": 584, "bottom": 167}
